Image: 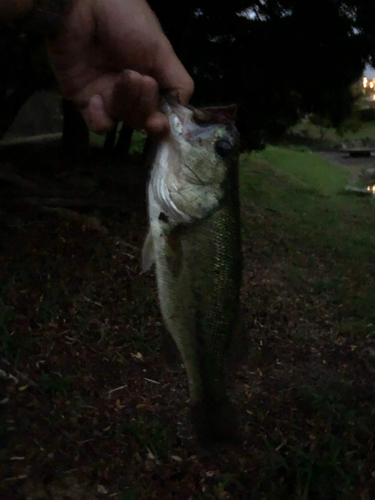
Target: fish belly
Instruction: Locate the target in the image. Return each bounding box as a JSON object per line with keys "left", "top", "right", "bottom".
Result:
{"left": 152, "top": 202, "right": 241, "bottom": 406}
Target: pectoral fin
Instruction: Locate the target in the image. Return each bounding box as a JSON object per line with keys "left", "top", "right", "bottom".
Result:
{"left": 142, "top": 230, "right": 155, "bottom": 271}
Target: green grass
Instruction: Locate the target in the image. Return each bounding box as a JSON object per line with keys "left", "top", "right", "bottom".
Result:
{"left": 250, "top": 146, "right": 349, "bottom": 195}
{"left": 90, "top": 129, "right": 146, "bottom": 154}
{"left": 344, "top": 119, "right": 375, "bottom": 139}
{"left": 241, "top": 146, "right": 375, "bottom": 275}
{"left": 130, "top": 130, "right": 147, "bottom": 154}
{"left": 239, "top": 147, "right": 375, "bottom": 497}
{"left": 89, "top": 130, "right": 106, "bottom": 148}
{"left": 241, "top": 147, "right": 373, "bottom": 242}
{"left": 240, "top": 145, "right": 375, "bottom": 353}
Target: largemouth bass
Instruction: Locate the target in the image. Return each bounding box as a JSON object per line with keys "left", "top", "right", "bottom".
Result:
{"left": 143, "top": 98, "right": 241, "bottom": 443}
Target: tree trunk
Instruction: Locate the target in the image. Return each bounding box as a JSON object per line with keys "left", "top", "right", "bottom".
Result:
{"left": 62, "top": 98, "right": 89, "bottom": 158}
{"left": 115, "top": 123, "right": 133, "bottom": 158}
{"left": 103, "top": 125, "right": 117, "bottom": 153}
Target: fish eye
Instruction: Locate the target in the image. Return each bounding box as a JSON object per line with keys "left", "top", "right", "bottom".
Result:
{"left": 215, "top": 139, "right": 232, "bottom": 157}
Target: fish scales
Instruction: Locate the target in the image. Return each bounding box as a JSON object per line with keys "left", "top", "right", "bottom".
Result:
{"left": 156, "top": 201, "right": 241, "bottom": 401}
{"left": 143, "top": 98, "right": 241, "bottom": 443}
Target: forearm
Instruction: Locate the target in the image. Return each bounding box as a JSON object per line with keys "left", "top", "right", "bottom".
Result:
{"left": 0, "top": 0, "right": 34, "bottom": 21}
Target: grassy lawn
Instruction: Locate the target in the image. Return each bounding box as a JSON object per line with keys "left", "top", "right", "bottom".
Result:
{"left": 251, "top": 146, "right": 350, "bottom": 194}
{"left": 1, "top": 144, "right": 375, "bottom": 499}
{"left": 238, "top": 148, "right": 375, "bottom": 498}
{"left": 346, "top": 120, "right": 375, "bottom": 140}
{"left": 90, "top": 130, "right": 146, "bottom": 154}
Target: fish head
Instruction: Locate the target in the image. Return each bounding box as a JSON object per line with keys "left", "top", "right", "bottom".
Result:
{"left": 150, "top": 101, "right": 240, "bottom": 223}
{"left": 147, "top": 99, "right": 242, "bottom": 444}
{"left": 162, "top": 101, "right": 239, "bottom": 187}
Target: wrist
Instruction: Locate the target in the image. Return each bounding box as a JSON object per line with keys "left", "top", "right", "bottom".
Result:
{"left": 1, "top": 0, "right": 34, "bottom": 21}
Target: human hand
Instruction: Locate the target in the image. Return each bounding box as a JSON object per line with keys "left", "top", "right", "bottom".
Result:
{"left": 47, "top": 0, "right": 194, "bottom": 134}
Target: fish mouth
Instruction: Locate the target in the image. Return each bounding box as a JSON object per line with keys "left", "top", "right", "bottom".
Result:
{"left": 190, "top": 105, "right": 238, "bottom": 125}
{"left": 160, "top": 96, "right": 193, "bottom": 137}
{"left": 160, "top": 93, "right": 237, "bottom": 132}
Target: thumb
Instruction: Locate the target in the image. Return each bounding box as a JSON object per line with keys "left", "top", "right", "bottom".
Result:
{"left": 152, "top": 41, "right": 194, "bottom": 105}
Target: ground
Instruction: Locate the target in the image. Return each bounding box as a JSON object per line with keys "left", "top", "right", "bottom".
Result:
{"left": 0, "top": 138, "right": 375, "bottom": 499}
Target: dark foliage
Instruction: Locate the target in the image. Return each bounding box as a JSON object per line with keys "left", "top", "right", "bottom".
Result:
{"left": 149, "top": 0, "right": 375, "bottom": 148}
{"left": 1, "top": 2, "right": 375, "bottom": 149}
{"left": 62, "top": 98, "right": 89, "bottom": 158}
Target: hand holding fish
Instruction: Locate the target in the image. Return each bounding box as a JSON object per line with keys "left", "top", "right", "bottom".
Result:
{"left": 47, "top": 0, "right": 194, "bottom": 134}
{"left": 144, "top": 98, "right": 242, "bottom": 444}
{"left": 0, "top": 0, "right": 194, "bottom": 134}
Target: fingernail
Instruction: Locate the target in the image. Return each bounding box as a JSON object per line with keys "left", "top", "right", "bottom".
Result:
{"left": 90, "top": 94, "right": 104, "bottom": 113}
{"left": 147, "top": 114, "right": 170, "bottom": 135}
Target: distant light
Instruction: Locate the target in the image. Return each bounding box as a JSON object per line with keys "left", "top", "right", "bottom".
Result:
{"left": 370, "top": 82, "right": 374, "bottom": 88}
{"left": 237, "top": 7, "right": 257, "bottom": 19}
{"left": 363, "top": 77, "right": 368, "bottom": 88}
